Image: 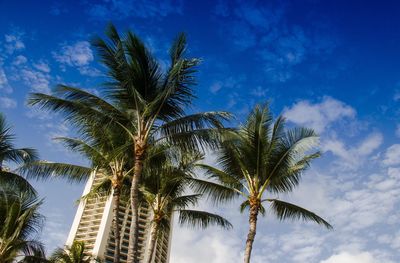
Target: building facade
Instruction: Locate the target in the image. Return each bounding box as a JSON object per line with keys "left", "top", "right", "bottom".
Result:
{"left": 66, "top": 173, "right": 172, "bottom": 263}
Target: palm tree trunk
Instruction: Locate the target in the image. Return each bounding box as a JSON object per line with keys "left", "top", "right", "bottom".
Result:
{"left": 127, "top": 141, "right": 146, "bottom": 263}
{"left": 145, "top": 221, "right": 160, "bottom": 263}
{"left": 243, "top": 203, "right": 259, "bottom": 263}
{"left": 112, "top": 187, "right": 121, "bottom": 263}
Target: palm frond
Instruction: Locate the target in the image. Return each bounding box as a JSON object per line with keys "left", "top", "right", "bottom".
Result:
{"left": 18, "top": 161, "right": 92, "bottom": 183}
{"left": 3, "top": 148, "right": 38, "bottom": 165}
{"left": 169, "top": 33, "right": 186, "bottom": 64}
{"left": 159, "top": 128, "right": 231, "bottom": 152}
{"left": 54, "top": 85, "right": 121, "bottom": 115}
{"left": 266, "top": 127, "right": 320, "bottom": 193}
{"left": 196, "top": 163, "right": 243, "bottom": 190}
{"left": 19, "top": 240, "right": 47, "bottom": 263}
{"left": 177, "top": 209, "right": 232, "bottom": 229}
{"left": 28, "top": 93, "right": 115, "bottom": 135}
{"left": 157, "top": 111, "right": 232, "bottom": 136}
{"left": 0, "top": 188, "right": 44, "bottom": 261}
{"left": 190, "top": 178, "right": 239, "bottom": 204}
{"left": 0, "top": 170, "right": 37, "bottom": 196}
{"left": 54, "top": 137, "right": 107, "bottom": 165}
{"left": 171, "top": 194, "right": 201, "bottom": 209}
{"left": 267, "top": 198, "right": 332, "bottom": 229}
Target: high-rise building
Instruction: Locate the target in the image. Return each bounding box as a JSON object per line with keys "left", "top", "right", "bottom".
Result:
{"left": 66, "top": 172, "right": 172, "bottom": 263}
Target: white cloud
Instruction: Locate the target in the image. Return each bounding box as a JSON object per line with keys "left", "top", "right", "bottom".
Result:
{"left": 0, "top": 96, "right": 17, "bottom": 109}
{"left": 283, "top": 149, "right": 400, "bottom": 260}
{"left": 12, "top": 55, "right": 27, "bottom": 66}
{"left": 170, "top": 228, "right": 243, "bottom": 263}
{"left": 0, "top": 67, "right": 8, "bottom": 89}
{"left": 250, "top": 86, "right": 267, "bottom": 97}
{"left": 209, "top": 75, "right": 246, "bottom": 94}
{"left": 320, "top": 251, "right": 377, "bottom": 263}
{"left": 284, "top": 96, "right": 356, "bottom": 133}
{"left": 4, "top": 33, "right": 25, "bottom": 54}
{"left": 53, "top": 41, "right": 94, "bottom": 67}
{"left": 78, "top": 66, "right": 101, "bottom": 77}
{"left": 0, "top": 66, "right": 12, "bottom": 94}
{"left": 19, "top": 68, "right": 51, "bottom": 93}
{"left": 210, "top": 82, "right": 222, "bottom": 94}
{"left": 26, "top": 107, "right": 52, "bottom": 120}
{"left": 42, "top": 212, "right": 69, "bottom": 249}
{"left": 383, "top": 144, "right": 400, "bottom": 166}
{"left": 279, "top": 229, "right": 324, "bottom": 262}
{"left": 322, "top": 132, "right": 383, "bottom": 169}
{"left": 33, "top": 61, "right": 51, "bottom": 73}
{"left": 357, "top": 133, "right": 383, "bottom": 156}
{"left": 378, "top": 231, "right": 400, "bottom": 250}
{"left": 53, "top": 41, "right": 101, "bottom": 76}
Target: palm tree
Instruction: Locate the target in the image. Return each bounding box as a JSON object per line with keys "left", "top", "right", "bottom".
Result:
{"left": 193, "top": 104, "right": 332, "bottom": 263}
{"left": 0, "top": 185, "right": 46, "bottom": 263}
{"left": 141, "top": 149, "right": 232, "bottom": 263}
{"left": 0, "top": 113, "right": 38, "bottom": 194}
{"left": 50, "top": 241, "right": 100, "bottom": 263}
{"left": 28, "top": 24, "right": 231, "bottom": 262}
{"left": 20, "top": 126, "right": 133, "bottom": 263}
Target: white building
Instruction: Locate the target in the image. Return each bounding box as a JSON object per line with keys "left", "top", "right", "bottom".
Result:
{"left": 66, "top": 173, "right": 171, "bottom": 263}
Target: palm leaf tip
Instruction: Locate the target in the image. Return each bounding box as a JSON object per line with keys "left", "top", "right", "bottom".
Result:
{"left": 268, "top": 199, "right": 332, "bottom": 229}
{"left": 178, "top": 209, "right": 233, "bottom": 230}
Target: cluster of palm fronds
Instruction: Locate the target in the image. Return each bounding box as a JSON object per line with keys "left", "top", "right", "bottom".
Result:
{"left": 0, "top": 24, "right": 332, "bottom": 263}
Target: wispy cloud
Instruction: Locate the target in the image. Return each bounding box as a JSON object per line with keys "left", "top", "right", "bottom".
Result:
{"left": 215, "top": 1, "right": 338, "bottom": 82}
{"left": 4, "top": 32, "right": 25, "bottom": 54}
{"left": 321, "top": 251, "right": 380, "bottom": 263}
{"left": 33, "top": 60, "right": 51, "bottom": 73}
{"left": 87, "top": 0, "right": 183, "bottom": 20}
{"left": 41, "top": 210, "right": 71, "bottom": 252}
{"left": 0, "top": 66, "right": 11, "bottom": 93}
{"left": 0, "top": 96, "right": 17, "bottom": 109}
{"left": 383, "top": 144, "right": 400, "bottom": 166}
{"left": 209, "top": 75, "right": 246, "bottom": 94}
{"left": 12, "top": 55, "right": 27, "bottom": 66}
{"left": 19, "top": 68, "right": 51, "bottom": 93}
{"left": 49, "top": 2, "right": 68, "bottom": 16}
{"left": 322, "top": 132, "right": 383, "bottom": 170}
{"left": 250, "top": 86, "right": 268, "bottom": 98}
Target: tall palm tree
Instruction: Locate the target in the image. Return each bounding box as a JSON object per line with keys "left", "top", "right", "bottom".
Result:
{"left": 141, "top": 149, "right": 232, "bottom": 263}
{"left": 0, "top": 185, "right": 46, "bottom": 263}
{"left": 0, "top": 113, "right": 38, "bottom": 194}
{"left": 20, "top": 126, "right": 134, "bottom": 263}
{"left": 193, "top": 104, "right": 332, "bottom": 263}
{"left": 50, "top": 241, "right": 100, "bottom": 263}
{"left": 28, "top": 24, "right": 231, "bottom": 262}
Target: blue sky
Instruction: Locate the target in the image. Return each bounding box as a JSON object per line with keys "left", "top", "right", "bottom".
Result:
{"left": 1, "top": 0, "right": 400, "bottom": 262}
